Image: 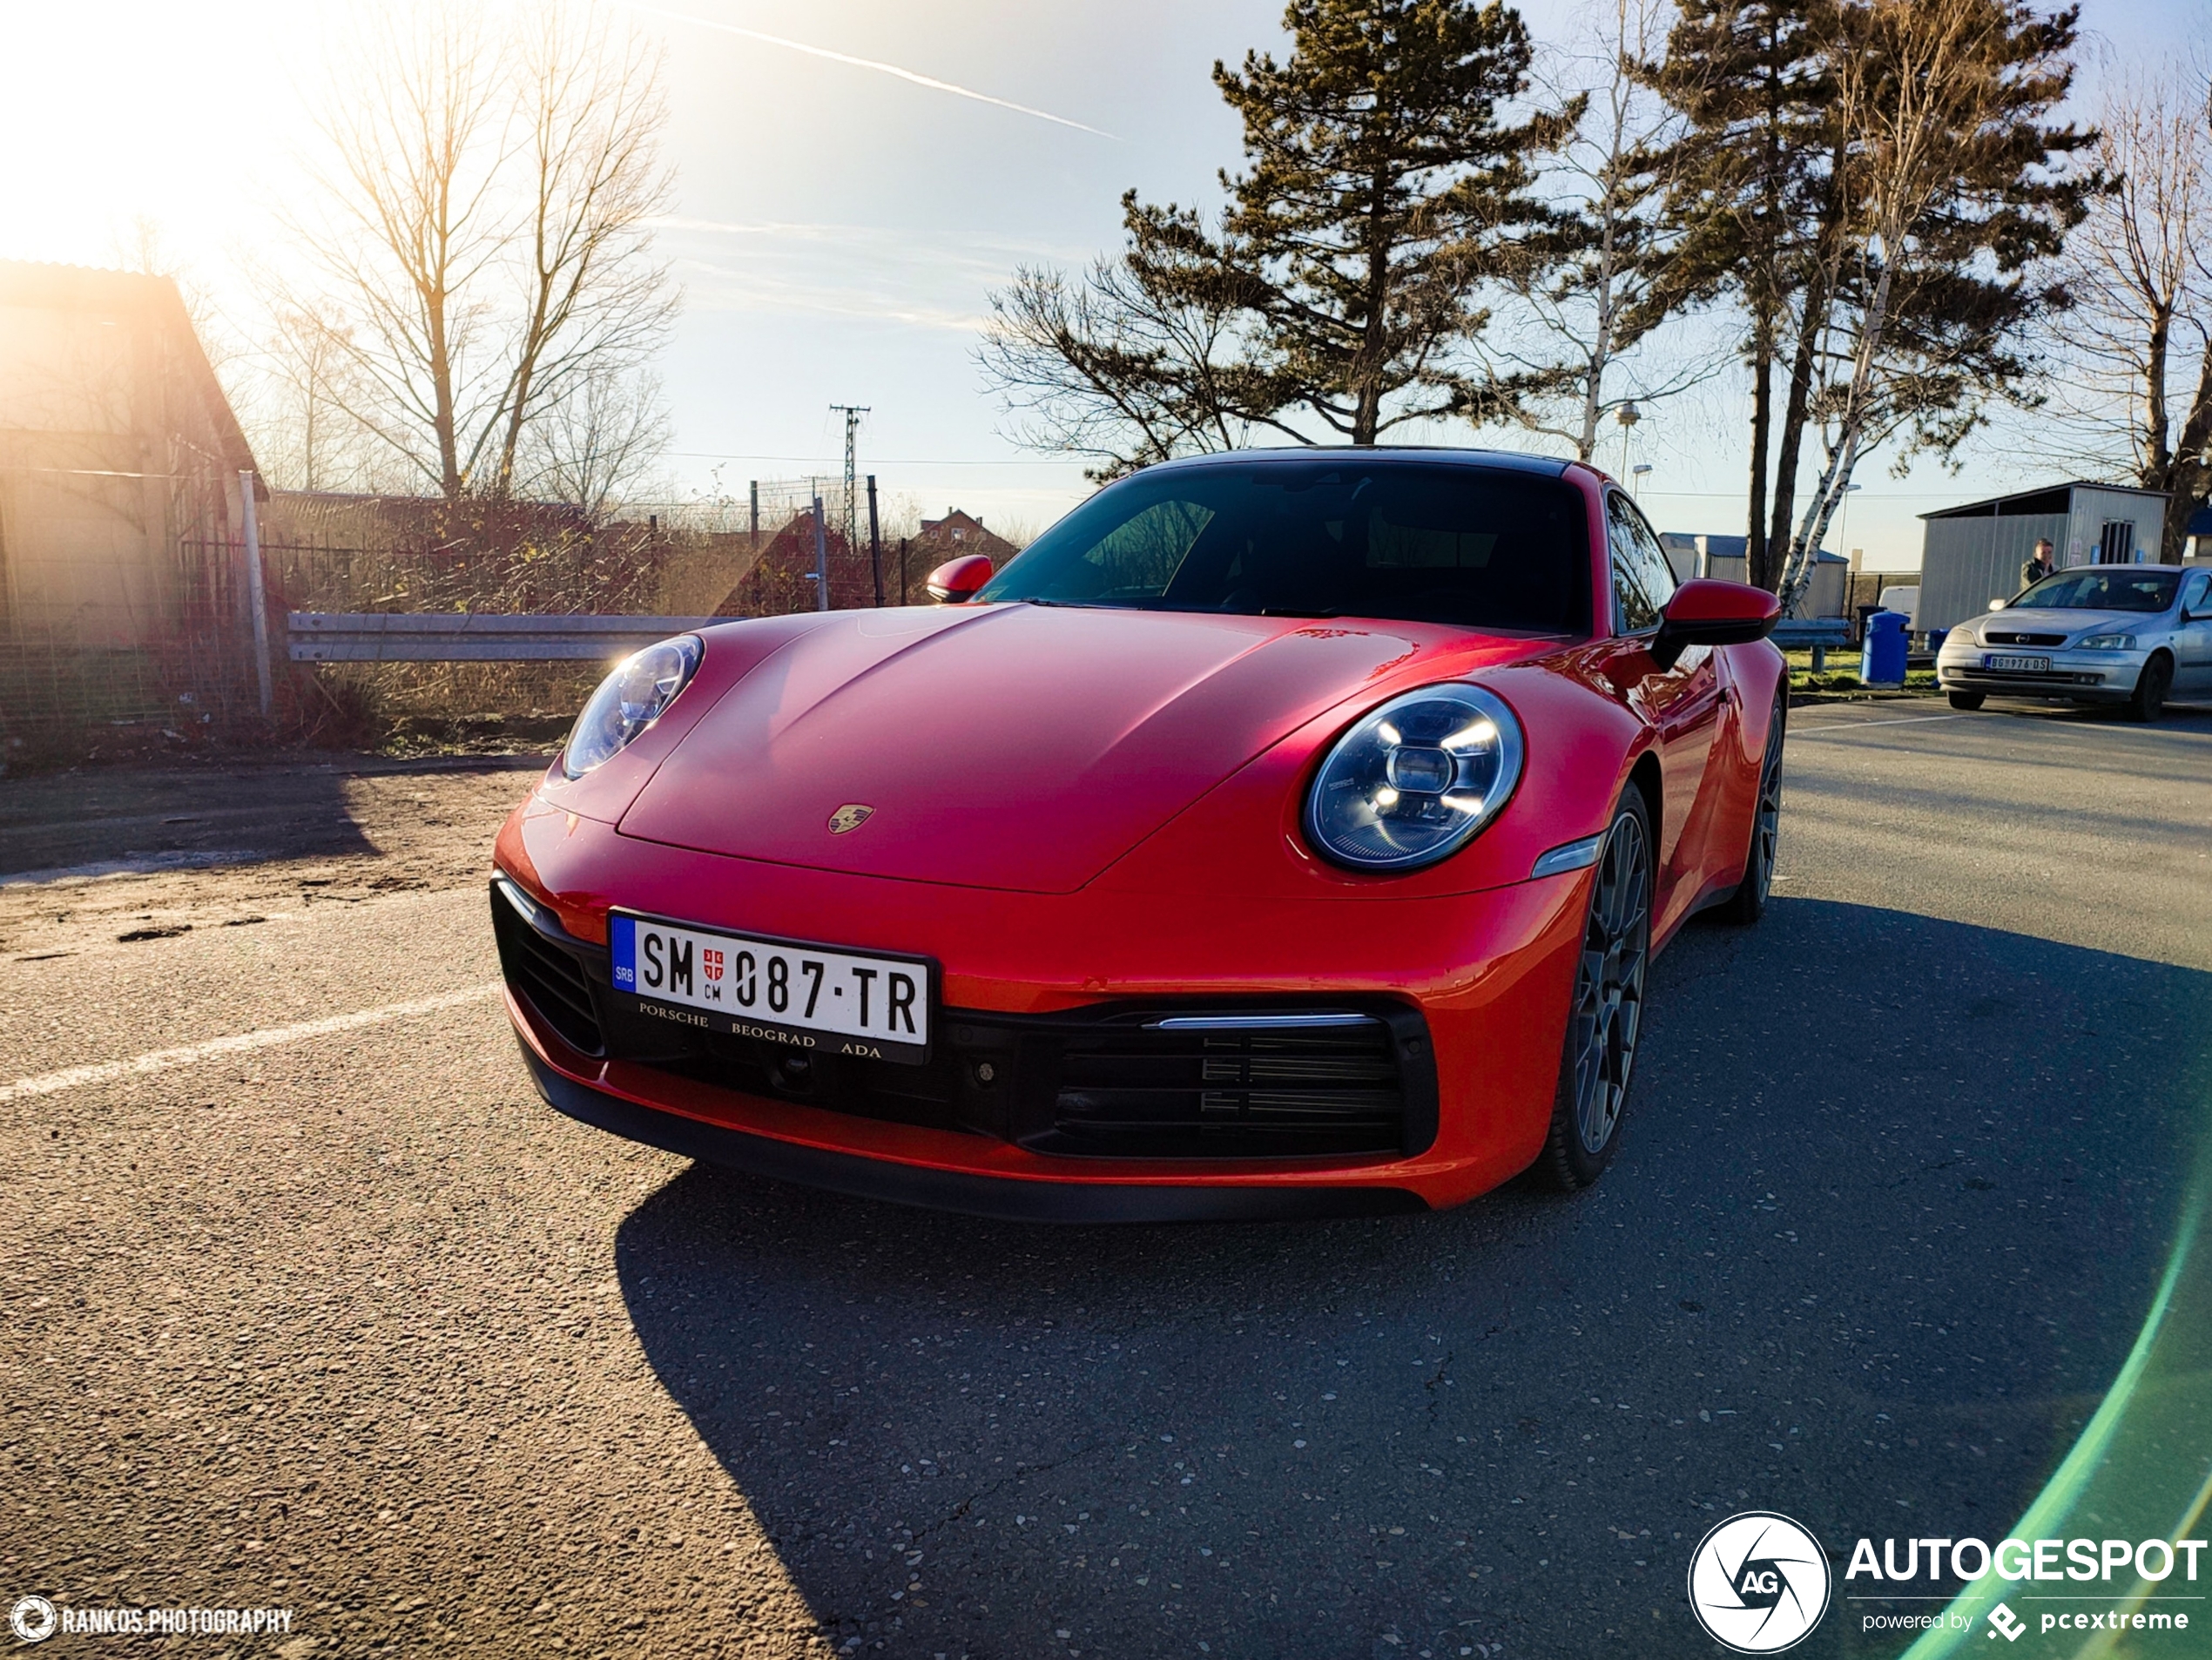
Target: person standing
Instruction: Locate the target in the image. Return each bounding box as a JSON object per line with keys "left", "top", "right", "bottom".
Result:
{"left": 2020, "top": 537, "right": 2054, "bottom": 589}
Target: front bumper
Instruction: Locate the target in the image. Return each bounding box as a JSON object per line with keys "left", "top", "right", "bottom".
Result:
{"left": 492, "top": 800, "right": 1588, "bottom": 1217}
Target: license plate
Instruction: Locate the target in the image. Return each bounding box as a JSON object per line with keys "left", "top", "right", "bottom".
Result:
{"left": 1985, "top": 653, "right": 2050, "bottom": 673}
{"left": 609, "top": 911, "right": 932, "bottom": 1064}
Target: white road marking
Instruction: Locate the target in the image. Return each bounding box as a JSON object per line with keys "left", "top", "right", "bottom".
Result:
{"left": 0, "top": 982, "right": 503, "bottom": 1104}
{"left": 1789, "top": 712, "right": 1973, "bottom": 737}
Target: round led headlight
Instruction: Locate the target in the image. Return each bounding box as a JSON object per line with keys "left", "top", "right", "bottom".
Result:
{"left": 561, "top": 634, "right": 704, "bottom": 779}
{"left": 1304, "top": 683, "right": 1524, "bottom": 872}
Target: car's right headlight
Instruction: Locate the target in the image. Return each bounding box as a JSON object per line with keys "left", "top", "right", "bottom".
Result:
{"left": 2077, "top": 632, "right": 2136, "bottom": 651}
{"left": 1945, "top": 623, "right": 1978, "bottom": 648}
{"left": 562, "top": 635, "right": 704, "bottom": 779}
{"left": 1304, "top": 684, "right": 1523, "bottom": 872}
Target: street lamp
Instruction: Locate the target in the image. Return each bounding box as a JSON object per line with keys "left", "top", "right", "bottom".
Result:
{"left": 1630, "top": 462, "right": 1652, "bottom": 497}
{"left": 1615, "top": 401, "right": 1641, "bottom": 477}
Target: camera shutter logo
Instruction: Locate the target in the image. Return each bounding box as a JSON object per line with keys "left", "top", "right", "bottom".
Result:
{"left": 1686, "top": 1511, "right": 1831, "bottom": 1653}
{"left": 10, "top": 1596, "right": 57, "bottom": 1643}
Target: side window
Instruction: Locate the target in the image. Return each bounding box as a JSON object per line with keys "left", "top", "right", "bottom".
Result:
{"left": 1607, "top": 492, "right": 1665, "bottom": 632}
{"left": 2181, "top": 570, "right": 2210, "bottom": 616}
{"left": 1625, "top": 502, "right": 1678, "bottom": 613}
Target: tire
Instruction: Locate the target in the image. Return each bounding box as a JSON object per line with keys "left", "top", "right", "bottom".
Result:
{"left": 2127, "top": 654, "right": 2172, "bottom": 723}
{"left": 1946, "top": 690, "right": 1986, "bottom": 711}
{"left": 1536, "top": 788, "right": 1654, "bottom": 1191}
{"left": 1712, "top": 695, "right": 1784, "bottom": 927}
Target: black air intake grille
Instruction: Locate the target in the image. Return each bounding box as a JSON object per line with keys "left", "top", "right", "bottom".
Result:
{"left": 1985, "top": 631, "right": 2067, "bottom": 646}
{"left": 1042, "top": 1022, "right": 1404, "bottom": 1157}
{"left": 490, "top": 887, "right": 605, "bottom": 1056}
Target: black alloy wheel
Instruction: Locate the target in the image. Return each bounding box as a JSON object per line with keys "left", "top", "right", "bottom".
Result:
{"left": 1714, "top": 695, "right": 1785, "bottom": 926}
{"left": 2128, "top": 653, "right": 2171, "bottom": 723}
{"left": 1538, "top": 790, "right": 1653, "bottom": 1190}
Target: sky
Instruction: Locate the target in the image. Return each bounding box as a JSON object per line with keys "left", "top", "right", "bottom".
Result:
{"left": 0, "top": 0, "right": 2189, "bottom": 568}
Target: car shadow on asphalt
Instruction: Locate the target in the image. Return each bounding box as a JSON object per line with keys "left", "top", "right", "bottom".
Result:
{"left": 610, "top": 900, "right": 2212, "bottom": 1659}
{"left": 0, "top": 763, "right": 381, "bottom": 881}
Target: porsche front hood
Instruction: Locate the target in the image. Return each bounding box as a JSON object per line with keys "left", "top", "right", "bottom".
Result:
{"left": 616, "top": 604, "right": 1537, "bottom": 894}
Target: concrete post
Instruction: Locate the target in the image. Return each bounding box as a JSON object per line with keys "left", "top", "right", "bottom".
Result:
{"left": 812, "top": 494, "right": 830, "bottom": 611}
{"left": 239, "top": 470, "right": 273, "bottom": 718}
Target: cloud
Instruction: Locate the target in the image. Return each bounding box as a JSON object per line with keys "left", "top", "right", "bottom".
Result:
{"left": 621, "top": 3, "right": 1118, "bottom": 139}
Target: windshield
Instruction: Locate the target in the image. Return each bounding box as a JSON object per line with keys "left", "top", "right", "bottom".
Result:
{"left": 976, "top": 458, "right": 1592, "bottom": 634}
{"left": 2012, "top": 568, "right": 2180, "bottom": 612}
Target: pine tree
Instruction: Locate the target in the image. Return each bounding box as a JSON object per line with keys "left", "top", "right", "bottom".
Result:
{"left": 981, "top": 0, "right": 1577, "bottom": 463}
{"left": 1638, "top": 0, "right": 1836, "bottom": 590}
{"left": 1209, "top": 0, "right": 1577, "bottom": 443}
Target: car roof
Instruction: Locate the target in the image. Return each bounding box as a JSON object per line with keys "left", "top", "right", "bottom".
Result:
{"left": 1140, "top": 446, "right": 1573, "bottom": 479}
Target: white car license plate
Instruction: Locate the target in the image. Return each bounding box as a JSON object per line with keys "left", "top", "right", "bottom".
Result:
{"left": 609, "top": 911, "right": 931, "bottom": 1063}
{"left": 1985, "top": 653, "right": 2050, "bottom": 673}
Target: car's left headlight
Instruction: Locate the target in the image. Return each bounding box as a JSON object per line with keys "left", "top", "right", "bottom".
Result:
{"left": 2077, "top": 632, "right": 2135, "bottom": 651}
{"left": 562, "top": 634, "right": 704, "bottom": 779}
{"left": 1945, "top": 624, "right": 1978, "bottom": 648}
{"left": 1304, "top": 683, "right": 1523, "bottom": 872}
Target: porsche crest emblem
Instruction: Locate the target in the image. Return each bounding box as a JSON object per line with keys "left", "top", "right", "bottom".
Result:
{"left": 827, "top": 803, "right": 875, "bottom": 835}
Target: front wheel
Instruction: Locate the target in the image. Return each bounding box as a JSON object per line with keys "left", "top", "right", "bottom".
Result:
{"left": 1946, "top": 690, "right": 1986, "bottom": 711}
{"left": 1536, "top": 789, "right": 1654, "bottom": 1191}
{"left": 2127, "top": 655, "right": 2171, "bottom": 723}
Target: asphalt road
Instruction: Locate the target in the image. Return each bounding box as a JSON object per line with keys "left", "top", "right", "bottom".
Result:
{"left": 4, "top": 697, "right": 2210, "bottom": 1659}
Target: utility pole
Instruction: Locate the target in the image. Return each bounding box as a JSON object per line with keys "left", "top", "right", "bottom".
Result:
{"left": 866, "top": 475, "right": 883, "bottom": 607}
{"left": 829, "top": 404, "right": 869, "bottom": 578}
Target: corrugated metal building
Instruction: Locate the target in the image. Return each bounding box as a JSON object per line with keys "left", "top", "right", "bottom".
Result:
{"left": 1917, "top": 482, "right": 2170, "bottom": 631}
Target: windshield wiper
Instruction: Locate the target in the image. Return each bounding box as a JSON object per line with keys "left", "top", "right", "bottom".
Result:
{"left": 1258, "top": 607, "right": 1344, "bottom": 618}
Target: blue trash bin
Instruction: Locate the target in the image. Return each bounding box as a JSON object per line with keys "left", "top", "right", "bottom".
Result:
{"left": 1860, "top": 610, "right": 1908, "bottom": 685}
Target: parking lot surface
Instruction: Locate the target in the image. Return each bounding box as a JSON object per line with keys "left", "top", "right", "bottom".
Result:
{"left": 5, "top": 699, "right": 2210, "bottom": 1657}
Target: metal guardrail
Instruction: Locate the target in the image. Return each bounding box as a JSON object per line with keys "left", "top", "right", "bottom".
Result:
{"left": 287, "top": 613, "right": 718, "bottom": 664}
{"left": 1770, "top": 618, "right": 1852, "bottom": 671}
{"left": 1769, "top": 619, "right": 1851, "bottom": 647}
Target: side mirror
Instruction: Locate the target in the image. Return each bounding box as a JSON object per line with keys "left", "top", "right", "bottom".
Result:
{"left": 1988, "top": 598, "right": 2007, "bottom": 610}
{"left": 925, "top": 555, "right": 996, "bottom": 604}
{"left": 1649, "top": 578, "right": 1780, "bottom": 670}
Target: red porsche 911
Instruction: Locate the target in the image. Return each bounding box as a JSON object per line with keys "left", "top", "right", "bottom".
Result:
{"left": 491, "top": 449, "right": 1784, "bottom": 1220}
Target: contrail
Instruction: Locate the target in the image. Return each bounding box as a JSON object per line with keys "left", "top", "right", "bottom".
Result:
{"left": 624, "top": 3, "right": 1117, "bottom": 139}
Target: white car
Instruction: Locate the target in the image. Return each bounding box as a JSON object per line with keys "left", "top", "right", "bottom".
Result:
{"left": 1937, "top": 563, "right": 2212, "bottom": 722}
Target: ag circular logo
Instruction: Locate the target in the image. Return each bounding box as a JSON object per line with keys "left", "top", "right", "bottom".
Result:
{"left": 10, "top": 1596, "right": 57, "bottom": 1643}
{"left": 1686, "top": 1511, "right": 1831, "bottom": 1653}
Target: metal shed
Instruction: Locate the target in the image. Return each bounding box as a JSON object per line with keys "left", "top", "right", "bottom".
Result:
{"left": 1917, "top": 482, "right": 2170, "bottom": 631}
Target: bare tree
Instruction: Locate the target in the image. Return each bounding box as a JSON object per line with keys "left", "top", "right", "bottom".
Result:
{"left": 1488, "top": 0, "right": 1719, "bottom": 460}
{"left": 281, "top": 1, "right": 675, "bottom": 503}
{"left": 493, "top": 3, "right": 676, "bottom": 497}
{"left": 2046, "top": 62, "right": 2212, "bottom": 561}
{"left": 519, "top": 365, "right": 672, "bottom": 521}
{"left": 978, "top": 233, "right": 1285, "bottom": 482}
{"left": 1774, "top": 0, "right": 2087, "bottom": 607}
